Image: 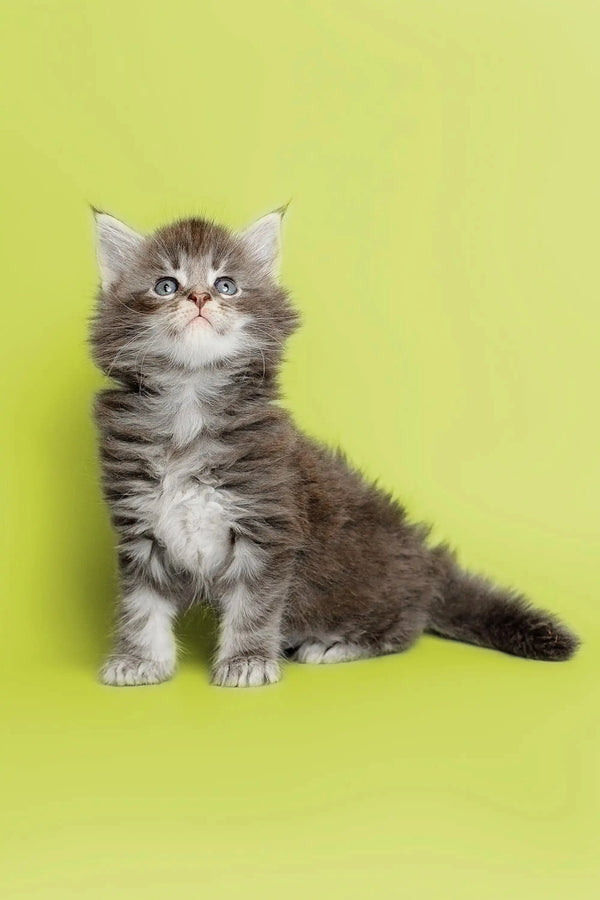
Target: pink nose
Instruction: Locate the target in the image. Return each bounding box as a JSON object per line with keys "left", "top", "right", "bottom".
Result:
{"left": 188, "top": 291, "right": 211, "bottom": 310}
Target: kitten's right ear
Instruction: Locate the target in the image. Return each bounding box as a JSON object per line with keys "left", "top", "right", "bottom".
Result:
{"left": 92, "top": 209, "right": 144, "bottom": 290}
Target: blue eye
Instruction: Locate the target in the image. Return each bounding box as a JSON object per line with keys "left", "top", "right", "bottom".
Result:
{"left": 214, "top": 276, "right": 238, "bottom": 296}
{"left": 154, "top": 277, "right": 179, "bottom": 296}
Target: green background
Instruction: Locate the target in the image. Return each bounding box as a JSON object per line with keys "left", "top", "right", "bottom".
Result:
{"left": 1, "top": 1, "right": 599, "bottom": 897}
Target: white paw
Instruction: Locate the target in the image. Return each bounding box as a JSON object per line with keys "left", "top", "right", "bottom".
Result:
{"left": 211, "top": 657, "right": 281, "bottom": 688}
{"left": 100, "top": 656, "right": 174, "bottom": 686}
{"left": 294, "top": 641, "right": 366, "bottom": 664}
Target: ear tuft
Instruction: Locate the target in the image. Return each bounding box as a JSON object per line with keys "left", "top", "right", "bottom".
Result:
{"left": 275, "top": 198, "right": 292, "bottom": 218}
{"left": 93, "top": 211, "right": 144, "bottom": 290}
{"left": 239, "top": 209, "right": 284, "bottom": 276}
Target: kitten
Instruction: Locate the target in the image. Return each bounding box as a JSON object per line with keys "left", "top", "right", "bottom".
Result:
{"left": 90, "top": 208, "right": 579, "bottom": 688}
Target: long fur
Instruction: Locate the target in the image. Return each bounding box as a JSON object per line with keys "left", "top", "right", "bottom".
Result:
{"left": 89, "top": 212, "right": 579, "bottom": 687}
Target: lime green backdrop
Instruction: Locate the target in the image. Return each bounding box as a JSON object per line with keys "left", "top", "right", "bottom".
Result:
{"left": 1, "top": 1, "right": 599, "bottom": 897}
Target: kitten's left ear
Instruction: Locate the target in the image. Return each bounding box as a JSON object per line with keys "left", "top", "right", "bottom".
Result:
{"left": 92, "top": 209, "right": 144, "bottom": 290}
{"left": 239, "top": 208, "right": 285, "bottom": 277}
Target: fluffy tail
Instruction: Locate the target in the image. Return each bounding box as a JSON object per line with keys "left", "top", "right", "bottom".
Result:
{"left": 428, "top": 555, "right": 580, "bottom": 662}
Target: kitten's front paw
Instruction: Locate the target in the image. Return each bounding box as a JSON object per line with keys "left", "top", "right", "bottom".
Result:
{"left": 211, "top": 656, "right": 280, "bottom": 688}
{"left": 100, "top": 656, "right": 174, "bottom": 687}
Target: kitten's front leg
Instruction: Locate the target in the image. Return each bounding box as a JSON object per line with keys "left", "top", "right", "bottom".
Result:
{"left": 100, "top": 583, "right": 177, "bottom": 687}
{"left": 211, "top": 579, "right": 286, "bottom": 688}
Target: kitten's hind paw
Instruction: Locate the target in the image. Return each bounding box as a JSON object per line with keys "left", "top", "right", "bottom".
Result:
{"left": 99, "top": 656, "right": 174, "bottom": 686}
{"left": 293, "top": 640, "right": 367, "bottom": 664}
{"left": 211, "top": 656, "right": 280, "bottom": 688}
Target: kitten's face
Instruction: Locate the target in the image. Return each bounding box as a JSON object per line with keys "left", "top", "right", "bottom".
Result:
{"left": 91, "top": 212, "right": 298, "bottom": 376}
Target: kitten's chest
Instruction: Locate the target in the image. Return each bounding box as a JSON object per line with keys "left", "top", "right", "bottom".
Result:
{"left": 146, "top": 445, "right": 233, "bottom": 577}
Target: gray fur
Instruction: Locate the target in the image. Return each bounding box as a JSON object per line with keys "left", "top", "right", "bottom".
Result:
{"left": 89, "top": 211, "right": 580, "bottom": 688}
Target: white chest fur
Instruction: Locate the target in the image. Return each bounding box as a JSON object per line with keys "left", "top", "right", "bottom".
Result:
{"left": 151, "top": 466, "right": 232, "bottom": 575}
{"left": 138, "top": 381, "right": 234, "bottom": 577}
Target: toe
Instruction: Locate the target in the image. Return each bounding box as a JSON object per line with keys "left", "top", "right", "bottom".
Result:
{"left": 211, "top": 657, "right": 280, "bottom": 688}
{"left": 100, "top": 656, "right": 173, "bottom": 686}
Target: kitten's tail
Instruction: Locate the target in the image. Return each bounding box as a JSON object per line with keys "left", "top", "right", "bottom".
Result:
{"left": 427, "top": 552, "right": 580, "bottom": 661}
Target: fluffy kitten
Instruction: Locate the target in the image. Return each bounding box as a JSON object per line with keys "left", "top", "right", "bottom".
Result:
{"left": 90, "top": 209, "right": 579, "bottom": 687}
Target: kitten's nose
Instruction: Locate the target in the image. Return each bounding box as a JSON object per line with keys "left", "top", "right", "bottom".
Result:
{"left": 188, "top": 291, "right": 211, "bottom": 311}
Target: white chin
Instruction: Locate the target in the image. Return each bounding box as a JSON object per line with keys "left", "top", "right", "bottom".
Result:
{"left": 169, "top": 324, "right": 247, "bottom": 368}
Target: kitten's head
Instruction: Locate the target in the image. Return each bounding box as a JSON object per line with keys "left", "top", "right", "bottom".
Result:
{"left": 90, "top": 210, "right": 299, "bottom": 379}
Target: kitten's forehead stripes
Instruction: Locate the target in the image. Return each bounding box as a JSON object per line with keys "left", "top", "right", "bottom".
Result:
{"left": 153, "top": 218, "right": 233, "bottom": 257}
{"left": 152, "top": 226, "right": 236, "bottom": 286}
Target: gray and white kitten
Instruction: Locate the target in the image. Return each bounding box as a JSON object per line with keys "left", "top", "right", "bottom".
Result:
{"left": 90, "top": 209, "right": 579, "bottom": 688}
